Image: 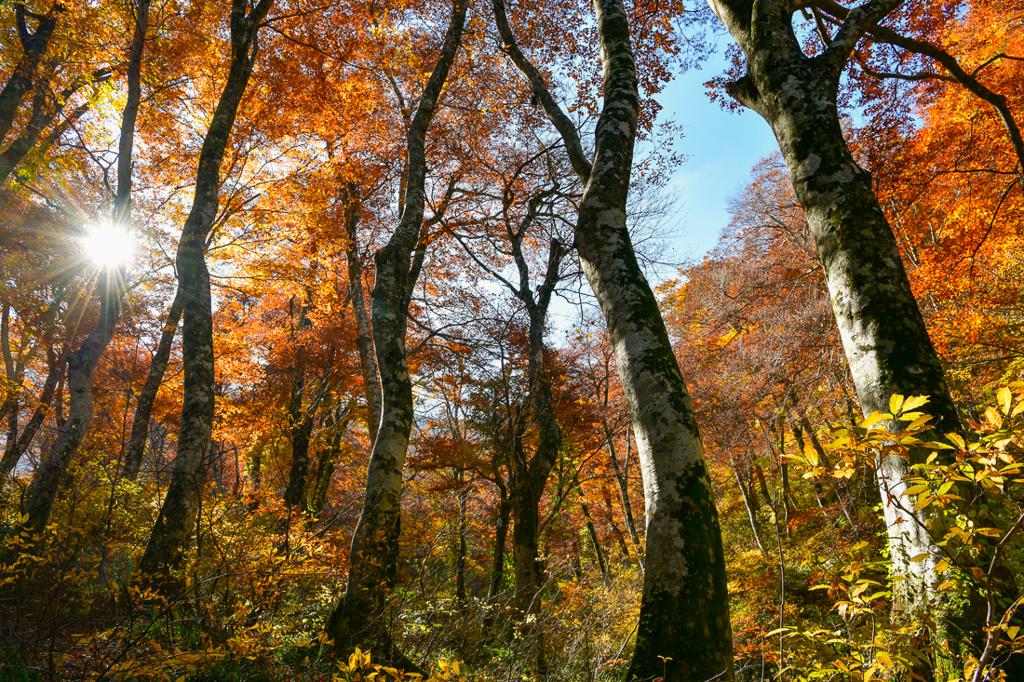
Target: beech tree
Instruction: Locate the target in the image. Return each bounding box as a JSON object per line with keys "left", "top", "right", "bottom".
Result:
{"left": 491, "top": 0, "right": 734, "bottom": 678}
{"left": 137, "top": 0, "right": 274, "bottom": 582}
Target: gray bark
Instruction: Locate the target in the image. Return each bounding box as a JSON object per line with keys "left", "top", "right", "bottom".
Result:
{"left": 122, "top": 290, "right": 183, "bottom": 481}
{"left": 492, "top": 0, "right": 735, "bottom": 678}
{"left": 137, "top": 0, "right": 274, "bottom": 583}
{"left": 324, "top": 0, "right": 467, "bottom": 665}
{"left": 21, "top": 271, "right": 122, "bottom": 537}
{"left": 707, "top": 0, "right": 958, "bottom": 606}
{"left": 341, "top": 183, "right": 382, "bottom": 446}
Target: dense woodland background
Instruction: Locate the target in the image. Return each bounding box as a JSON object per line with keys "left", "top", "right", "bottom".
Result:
{"left": 0, "top": 0, "right": 1022, "bottom": 679}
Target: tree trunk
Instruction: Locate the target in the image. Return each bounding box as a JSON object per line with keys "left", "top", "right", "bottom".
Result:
{"left": 735, "top": 458, "right": 770, "bottom": 560}
{"left": 454, "top": 469, "right": 468, "bottom": 603}
{"left": 580, "top": 501, "right": 609, "bottom": 584}
{"left": 491, "top": 0, "right": 735, "bottom": 676}
{"left": 342, "top": 184, "right": 382, "bottom": 446}
{"left": 605, "top": 420, "right": 643, "bottom": 565}
{"left": 22, "top": 275, "right": 122, "bottom": 537}
{"left": 0, "top": 2, "right": 62, "bottom": 145}
{"left": 283, "top": 293, "right": 314, "bottom": 511}
{"left": 0, "top": 343, "right": 64, "bottom": 479}
{"left": 137, "top": 0, "right": 274, "bottom": 585}
{"left": 325, "top": 0, "right": 467, "bottom": 665}
{"left": 713, "top": 0, "right": 959, "bottom": 603}
{"left": 123, "top": 290, "right": 182, "bottom": 481}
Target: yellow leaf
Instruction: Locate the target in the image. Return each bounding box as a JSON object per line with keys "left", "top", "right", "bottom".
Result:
{"left": 902, "top": 395, "right": 930, "bottom": 412}
{"left": 863, "top": 411, "right": 886, "bottom": 429}
{"left": 947, "top": 433, "right": 966, "bottom": 450}
{"left": 890, "top": 394, "right": 905, "bottom": 415}
{"left": 998, "top": 386, "right": 1012, "bottom": 416}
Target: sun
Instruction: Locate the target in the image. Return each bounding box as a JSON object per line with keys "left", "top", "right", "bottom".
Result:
{"left": 83, "top": 221, "right": 134, "bottom": 268}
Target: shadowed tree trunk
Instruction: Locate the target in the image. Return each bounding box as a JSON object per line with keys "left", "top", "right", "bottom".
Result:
{"left": 0, "top": 1, "right": 63, "bottom": 145}
{"left": 123, "top": 290, "right": 182, "bottom": 481}
{"left": 137, "top": 0, "right": 274, "bottom": 585}
{"left": 324, "top": 0, "right": 467, "bottom": 666}
{"left": 283, "top": 291, "right": 314, "bottom": 511}
{"left": 491, "top": 0, "right": 734, "bottom": 678}
{"left": 0, "top": 342, "right": 65, "bottom": 479}
{"left": 18, "top": 0, "right": 148, "bottom": 537}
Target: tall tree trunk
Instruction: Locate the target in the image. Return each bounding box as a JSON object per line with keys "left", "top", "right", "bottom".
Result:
{"left": 17, "top": 0, "right": 148, "bottom": 537}
{"left": 732, "top": 457, "right": 769, "bottom": 560}
{"left": 454, "top": 469, "right": 468, "bottom": 603}
{"left": 341, "top": 184, "right": 382, "bottom": 446}
{"left": 487, "top": 496, "right": 511, "bottom": 604}
{"left": 283, "top": 293, "right": 314, "bottom": 511}
{"left": 491, "top": 0, "right": 735, "bottom": 678}
{"left": 136, "top": 0, "right": 274, "bottom": 584}
{"left": 21, "top": 274, "right": 122, "bottom": 536}
{"left": 325, "top": 0, "right": 467, "bottom": 665}
{"left": 123, "top": 290, "right": 183, "bottom": 481}
{"left": 709, "top": 0, "right": 957, "bottom": 605}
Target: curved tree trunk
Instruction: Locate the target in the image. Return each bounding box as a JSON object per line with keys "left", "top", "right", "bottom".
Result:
{"left": 136, "top": 0, "right": 274, "bottom": 585}
{"left": 324, "top": 0, "right": 468, "bottom": 665}
{"left": 123, "top": 290, "right": 183, "bottom": 481}
{"left": 18, "top": 0, "right": 148, "bottom": 536}
{"left": 708, "top": 0, "right": 957, "bottom": 607}
{"left": 21, "top": 275, "right": 122, "bottom": 536}
{"left": 490, "top": 0, "right": 735, "bottom": 678}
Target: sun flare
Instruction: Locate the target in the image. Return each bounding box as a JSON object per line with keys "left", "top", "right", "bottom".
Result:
{"left": 83, "top": 222, "right": 133, "bottom": 268}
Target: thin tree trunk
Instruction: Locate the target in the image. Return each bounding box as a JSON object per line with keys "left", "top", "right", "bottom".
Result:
{"left": 454, "top": 469, "right": 468, "bottom": 603}
{"left": 137, "top": 0, "right": 274, "bottom": 585}
{"left": 342, "top": 184, "right": 382, "bottom": 446}
{"left": 22, "top": 274, "right": 122, "bottom": 536}
{"left": 0, "top": 343, "right": 65, "bottom": 479}
{"left": 605, "top": 419, "right": 643, "bottom": 565}
{"left": 602, "top": 494, "right": 631, "bottom": 558}
{"left": 123, "top": 291, "right": 182, "bottom": 481}
{"left": 283, "top": 293, "right": 314, "bottom": 511}
{"left": 325, "top": 0, "right": 467, "bottom": 665}
{"left": 580, "top": 501, "right": 609, "bottom": 585}
{"left": 732, "top": 457, "right": 769, "bottom": 560}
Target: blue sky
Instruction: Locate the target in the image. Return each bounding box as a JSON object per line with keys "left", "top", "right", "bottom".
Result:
{"left": 656, "top": 46, "right": 779, "bottom": 266}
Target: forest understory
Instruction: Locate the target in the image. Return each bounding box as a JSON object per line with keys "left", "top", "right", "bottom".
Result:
{"left": 0, "top": 0, "right": 1022, "bottom": 679}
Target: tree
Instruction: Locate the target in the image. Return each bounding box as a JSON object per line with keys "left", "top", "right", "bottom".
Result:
{"left": 137, "top": 0, "right": 274, "bottom": 583}
{"left": 491, "top": 0, "right": 735, "bottom": 677}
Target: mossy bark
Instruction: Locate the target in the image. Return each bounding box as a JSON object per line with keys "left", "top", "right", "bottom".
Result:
{"left": 324, "top": 0, "right": 467, "bottom": 666}
{"left": 137, "top": 0, "right": 274, "bottom": 586}
{"left": 492, "top": 0, "right": 735, "bottom": 678}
